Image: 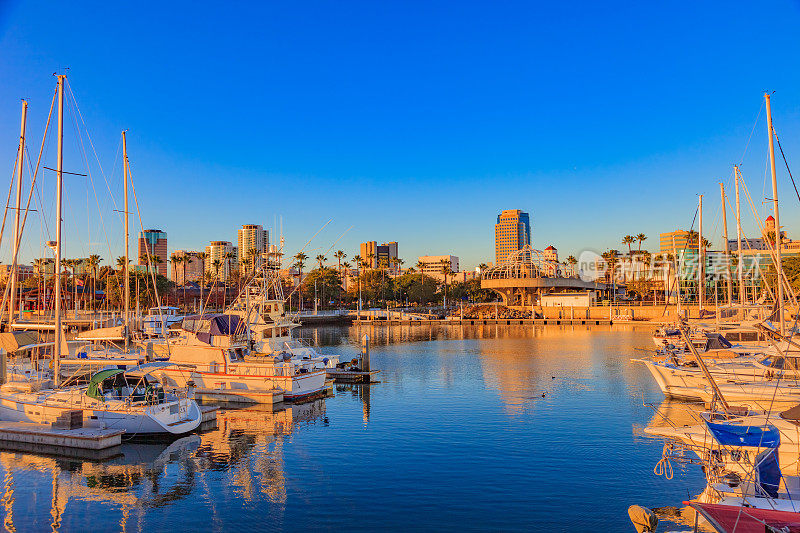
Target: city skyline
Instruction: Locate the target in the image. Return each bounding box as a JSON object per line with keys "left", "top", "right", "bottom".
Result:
{"left": 2, "top": 2, "right": 800, "bottom": 270}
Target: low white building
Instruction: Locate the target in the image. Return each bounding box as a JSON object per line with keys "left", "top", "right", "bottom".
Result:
{"left": 540, "top": 291, "right": 597, "bottom": 307}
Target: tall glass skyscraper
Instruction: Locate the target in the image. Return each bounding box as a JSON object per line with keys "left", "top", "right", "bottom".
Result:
{"left": 495, "top": 210, "right": 531, "bottom": 264}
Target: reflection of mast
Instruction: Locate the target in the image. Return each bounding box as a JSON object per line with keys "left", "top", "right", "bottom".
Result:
{"left": 49, "top": 470, "right": 64, "bottom": 532}
{"left": 360, "top": 384, "right": 371, "bottom": 423}
{"left": 2, "top": 470, "right": 14, "bottom": 532}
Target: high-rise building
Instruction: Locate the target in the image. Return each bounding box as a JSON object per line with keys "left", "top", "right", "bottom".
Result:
{"left": 237, "top": 224, "right": 269, "bottom": 272}
{"left": 138, "top": 229, "right": 168, "bottom": 276}
{"left": 495, "top": 210, "right": 531, "bottom": 264}
{"left": 659, "top": 230, "right": 698, "bottom": 255}
{"left": 205, "top": 241, "right": 237, "bottom": 281}
{"left": 170, "top": 250, "right": 204, "bottom": 284}
{"left": 360, "top": 241, "right": 399, "bottom": 270}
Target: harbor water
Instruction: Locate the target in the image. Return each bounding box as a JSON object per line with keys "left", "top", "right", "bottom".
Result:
{"left": 0, "top": 325, "right": 705, "bottom": 531}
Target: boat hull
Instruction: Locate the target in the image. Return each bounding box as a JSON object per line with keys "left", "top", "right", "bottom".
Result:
{"left": 688, "top": 501, "right": 800, "bottom": 533}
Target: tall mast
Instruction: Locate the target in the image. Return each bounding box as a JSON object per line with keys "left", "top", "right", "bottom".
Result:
{"left": 720, "top": 183, "right": 733, "bottom": 306}
{"left": 122, "top": 131, "right": 130, "bottom": 351}
{"left": 54, "top": 75, "right": 65, "bottom": 387}
{"left": 765, "top": 93, "right": 785, "bottom": 335}
{"left": 734, "top": 166, "right": 744, "bottom": 306}
{"left": 698, "top": 194, "right": 704, "bottom": 311}
{"left": 9, "top": 100, "right": 27, "bottom": 322}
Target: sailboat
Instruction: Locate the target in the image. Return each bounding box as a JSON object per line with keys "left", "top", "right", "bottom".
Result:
{"left": 0, "top": 75, "right": 202, "bottom": 435}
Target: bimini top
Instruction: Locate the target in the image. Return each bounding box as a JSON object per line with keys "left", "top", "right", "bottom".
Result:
{"left": 87, "top": 368, "right": 126, "bottom": 400}
{"left": 181, "top": 314, "right": 246, "bottom": 344}
{"left": 706, "top": 421, "right": 780, "bottom": 448}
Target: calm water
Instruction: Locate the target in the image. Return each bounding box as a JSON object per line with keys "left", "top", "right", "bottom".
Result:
{"left": 0, "top": 325, "right": 705, "bottom": 532}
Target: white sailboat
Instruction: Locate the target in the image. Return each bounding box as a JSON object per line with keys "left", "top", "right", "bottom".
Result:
{"left": 0, "top": 76, "right": 202, "bottom": 435}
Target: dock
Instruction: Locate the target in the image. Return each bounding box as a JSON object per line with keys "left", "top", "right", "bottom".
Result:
{"left": 0, "top": 421, "right": 123, "bottom": 450}
{"left": 326, "top": 369, "right": 380, "bottom": 383}
{"left": 355, "top": 318, "right": 613, "bottom": 326}
{"left": 194, "top": 388, "right": 284, "bottom": 405}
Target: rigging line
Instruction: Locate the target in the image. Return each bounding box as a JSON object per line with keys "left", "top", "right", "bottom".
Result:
{"left": 64, "top": 90, "right": 114, "bottom": 264}
{"left": 66, "top": 97, "right": 88, "bottom": 256}
{"left": 771, "top": 126, "right": 800, "bottom": 205}
{"left": 660, "top": 205, "right": 699, "bottom": 317}
{"left": 13, "top": 84, "right": 57, "bottom": 259}
{"left": 0, "top": 157, "right": 19, "bottom": 259}
{"left": 740, "top": 178, "right": 790, "bottom": 305}
{"left": 127, "top": 161, "right": 171, "bottom": 348}
{"left": 739, "top": 100, "right": 764, "bottom": 166}
{"left": 323, "top": 225, "right": 353, "bottom": 256}
{"left": 65, "top": 79, "right": 119, "bottom": 213}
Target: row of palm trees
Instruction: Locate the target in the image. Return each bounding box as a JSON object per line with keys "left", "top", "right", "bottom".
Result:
{"left": 289, "top": 249, "right": 469, "bottom": 308}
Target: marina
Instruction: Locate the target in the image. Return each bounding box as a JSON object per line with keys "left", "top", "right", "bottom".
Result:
{"left": 3, "top": 2, "right": 800, "bottom": 530}
{"left": 0, "top": 324, "right": 704, "bottom": 532}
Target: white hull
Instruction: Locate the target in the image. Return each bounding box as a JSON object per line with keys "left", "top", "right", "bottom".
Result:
{"left": 0, "top": 390, "right": 201, "bottom": 435}
{"left": 160, "top": 367, "right": 327, "bottom": 400}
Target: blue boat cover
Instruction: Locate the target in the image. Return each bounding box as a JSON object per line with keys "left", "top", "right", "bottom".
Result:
{"left": 756, "top": 448, "right": 781, "bottom": 498}
{"left": 181, "top": 314, "right": 246, "bottom": 344}
{"left": 706, "top": 421, "right": 781, "bottom": 448}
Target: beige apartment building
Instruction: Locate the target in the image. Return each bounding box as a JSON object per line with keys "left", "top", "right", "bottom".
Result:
{"left": 238, "top": 224, "right": 269, "bottom": 271}
{"left": 205, "top": 241, "right": 237, "bottom": 281}
{"left": 417, "top": 255, "right": 459, "bottom": 281}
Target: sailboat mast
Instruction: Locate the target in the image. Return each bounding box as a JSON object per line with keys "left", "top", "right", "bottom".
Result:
{"left": 54, "top": 75, "right": 65, "bottom": 387}
{"left": 122, "top": 131, "right": 130, "bottom": 351}
{"left": 720, "top": 183, "right": 732, "bottom": 306}
{"left": 765, "top": 93, "right": 785, "bottom": 335}
{"left": 9, "top": 100, "right": 27, "bottom": 322}
{"left": 734, "top": 166, "right": 744, "bottom": 306}
{"left": 698, "top": 194, "right": 704, "bottom": 311}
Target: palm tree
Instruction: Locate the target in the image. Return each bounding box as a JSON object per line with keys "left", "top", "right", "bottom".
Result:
{"left": 87, "top": 254, "right": 101, "bottom": 311}
{"left": 622, "top": 235, "right": 635, "bottom": 256}
{"left": 439, "top": 258, "right": 451, "bottom": 308}
{"left": 334, "top": 250, "right": 346, "bottom": 276}
{"left": 293, "top": 252, "right": 308, "bottom": 309}
{"left": 366, "top": 252, "right": 375, "bottom": 270}
{"left": 195, "top": 251, "right": 208, "bottom": 311}
{"left": 342, "top": 261, "right": 352, "bottom": 291}
{"left": 636, "top": 233, "right": 647, "bottom": 252}
{"left": 248, "top": 247, "right": 258, "bottom": 275}
{"left": 566, "top": 255, "right": 578, "bottom": 277}
{"left": 315, "top": 254, "right": 327, "bottom": 270}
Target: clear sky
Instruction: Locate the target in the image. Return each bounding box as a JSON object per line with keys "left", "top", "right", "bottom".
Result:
{"left": 2, "top": 1, "right": 800, "bottom": 270}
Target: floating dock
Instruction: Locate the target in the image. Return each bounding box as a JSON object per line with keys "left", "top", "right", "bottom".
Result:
{"left": 355, "top": 318, "right": 613, "bottom": 326}
{"left": 326, "top": 369, "right": 380, "bottom": 383}
{"left": 0, "top": 421, "right": 123, "bottom": 450}
{"left": 194, "top": 388, "right": 284, "bottom": 405}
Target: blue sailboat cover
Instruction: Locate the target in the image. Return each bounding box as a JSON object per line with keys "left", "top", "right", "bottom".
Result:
{"left": 706, "top": 422, "right": 781, "bottom": 448}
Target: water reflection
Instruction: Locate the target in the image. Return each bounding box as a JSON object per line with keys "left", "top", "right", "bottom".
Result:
{"left": 0, "top": 325, "right": 707, "bottom": 532}
{"left": 0, "top": 399, "right": 327, "bottom": 531}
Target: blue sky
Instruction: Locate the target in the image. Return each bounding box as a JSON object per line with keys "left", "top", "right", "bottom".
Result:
{"left": 2, "top": 1, "right": 800, "bottom": 270}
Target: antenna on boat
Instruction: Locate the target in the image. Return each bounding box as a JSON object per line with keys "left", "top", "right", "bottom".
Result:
{"left": 734, "top": 166, "right": 745, "bottom": 307}
{"left": 54, "top": 74, "right": 66, "bottom": 387}
{"left": 720, "top": 183, "right": 733, "bottom": 306}
{"left": 122, "top": 130, "right": 130, "bottom": 351}
{"left": 698, "top": 194, "right": 704, "bottom": 312}
{"left": 765, "top": 93, "right": 785, "bottom": 336}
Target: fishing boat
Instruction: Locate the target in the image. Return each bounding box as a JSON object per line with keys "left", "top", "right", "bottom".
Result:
{"left": 142, "top": 306, "right": 183, "bottom": 337}
{"left": 160, "top": 313, "right": 328, "bottom": 401}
